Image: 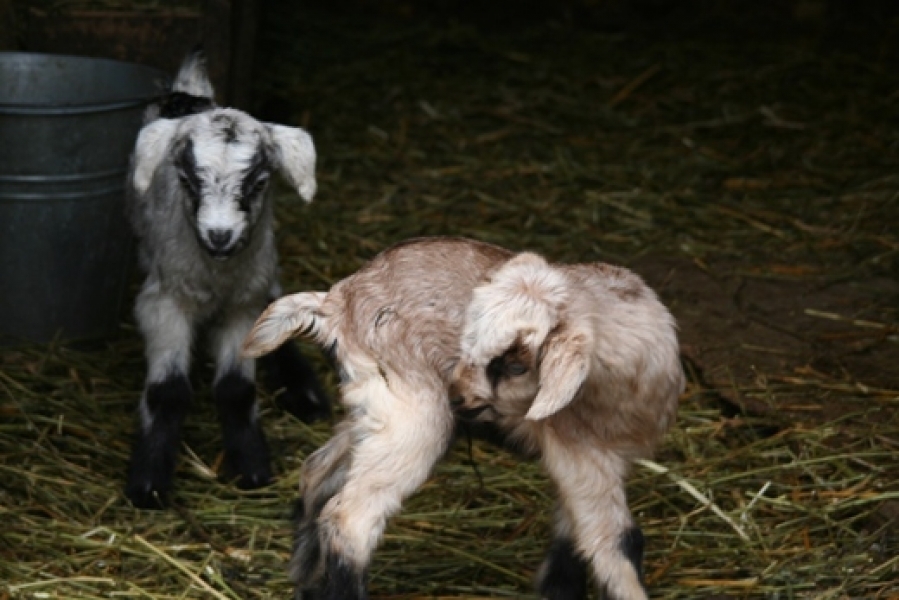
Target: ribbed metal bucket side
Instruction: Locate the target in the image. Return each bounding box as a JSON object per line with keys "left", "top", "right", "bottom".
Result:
{"left": 0, "top": 52, "right": 167, "bottom": 344}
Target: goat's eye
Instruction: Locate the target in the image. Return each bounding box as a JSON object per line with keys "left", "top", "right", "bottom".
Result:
{"left": 248, "top": 177, "right": 268, "bottom": 197}
{"left": 504, "top": 361, "right": 528, "bottom": 377}
{"left": 178, "top": 172, "right": 200, "bottom": 199}
{"left": 487, "top": 356, "right": 528, "bottom": 386}
{"left": 239, "top": 177, "right": 268, "bottom": 211}
{"left": 486, "top": 357, "right": 504, "bottom": 387}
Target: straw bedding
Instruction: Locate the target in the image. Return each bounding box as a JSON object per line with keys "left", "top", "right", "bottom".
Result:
{"left": 2, "top": 1, "right": 897, "bottom": 598}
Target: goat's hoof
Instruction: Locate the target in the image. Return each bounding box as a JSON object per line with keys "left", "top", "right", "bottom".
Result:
{"left": 294, "top": 588, "right": 320, "bottom": 600}
{"left": 536, "top": 538, "right": 589, "bottom": 600}
{"left": 224, "top": 450, "right": 273, "bottom": 490}
{"left": 235, "top": 467, "right": 273, "bottom": 490}
{"left": 125, "top": 480, "right": 170, "bottom": 510}
{"left": 125, "top": 456, "right": 174, "bottom": 509}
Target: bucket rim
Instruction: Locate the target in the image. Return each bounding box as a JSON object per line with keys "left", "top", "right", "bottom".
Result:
{"left": 0, "top": 51, "right": 169, "bottom": 113}
{"left": 0, "top": 98, "right": 163, "bottom": 115}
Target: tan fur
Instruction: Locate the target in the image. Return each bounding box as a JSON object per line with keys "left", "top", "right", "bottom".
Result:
{"left": 243, "top": 236, "right": 683, "bottom": 599}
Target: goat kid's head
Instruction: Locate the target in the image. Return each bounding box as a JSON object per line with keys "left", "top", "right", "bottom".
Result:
{"left": 451, "top": 253, "right": 592, "bottom": 422}
{"left": 131, "top": 109, "right": 316, "bottom": 260}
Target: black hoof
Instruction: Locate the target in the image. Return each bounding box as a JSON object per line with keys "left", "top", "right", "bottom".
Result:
{"left": 221, "top": 425, "right": 273, "bottom": 489}
{"left": 215, "top": 370, "right": 274, "bottom": 489}
{"left": 125, "top": 477, "right": 170, "bottom": 509}
{"left": 234, "top": 463, "right": 273, "bottom": 490}
{"left": 317, "top": 552, "right": 368, "bottom": 600}
{"left": 125, "top": 375, "right": 193, "bottom": 510}
{"left": 537, "top": 538, "right": 589, "bottom": 600}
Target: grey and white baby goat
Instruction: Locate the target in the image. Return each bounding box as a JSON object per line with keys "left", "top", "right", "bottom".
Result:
{"left": 243, "top": 237, "right": 684, "bottom": 600}
{"left": 125, "top": 49, "right": 329, "bottom": 509}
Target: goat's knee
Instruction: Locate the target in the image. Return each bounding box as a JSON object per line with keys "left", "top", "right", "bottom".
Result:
{"left": 301, "top": 440, "right": 352, "bottom": 521}
{"left": 126, "top": 372, "right": 192, "bottom": 508}
{"left": 214, "top": 369, "right": 271, "bottom": 489}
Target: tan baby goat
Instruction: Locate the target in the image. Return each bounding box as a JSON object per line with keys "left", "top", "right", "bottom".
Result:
{"left": 243, "top": 237, "right": 684, "bottom": 600}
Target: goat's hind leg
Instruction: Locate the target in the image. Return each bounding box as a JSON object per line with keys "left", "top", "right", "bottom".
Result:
{"left": 211, "top": 311, "right": 271, "bottom": 489}
{"left": 291, "top": 424, "right": 354, "bottom": 596}
{"left": 302, "top": 383, "right": 454, "bottom": 600}
{"left": 126, "top": 291, "right": 194, "bottom": 509}
{"left": 259, "top": 339, "right": 331, "bottom": 423}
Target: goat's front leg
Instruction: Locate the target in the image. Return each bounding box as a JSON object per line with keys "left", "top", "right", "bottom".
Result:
{"left": 126, "top": 288, "right": 194, "bottom": 509}
{"left": 536, "top": 506, "right": 590, "bottom": 600}
{"left": 294, "top": 380, "right": 454, "bottom": 600}
{"left": 542, "top": 440, "right": 647, "bottom": 600}
{"left": 210, "top": 310, "right": 271, "bottom": 489}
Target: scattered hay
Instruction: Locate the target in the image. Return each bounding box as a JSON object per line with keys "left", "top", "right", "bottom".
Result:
{"left": 2, "top": 2, "right": 897, "bottom": 599}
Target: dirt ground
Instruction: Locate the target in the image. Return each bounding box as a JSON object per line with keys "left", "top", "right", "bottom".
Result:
{"left": 636, "top": 254, "right": 898, "bottom": 419}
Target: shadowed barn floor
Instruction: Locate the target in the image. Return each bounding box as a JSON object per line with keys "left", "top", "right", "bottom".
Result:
{"left": 2, "top": 1, "right": 897, "bottom": 598}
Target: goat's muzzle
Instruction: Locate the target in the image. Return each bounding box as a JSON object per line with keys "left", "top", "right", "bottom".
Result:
{"left": 200, "top": 228, "right": 244, "bottom": 260}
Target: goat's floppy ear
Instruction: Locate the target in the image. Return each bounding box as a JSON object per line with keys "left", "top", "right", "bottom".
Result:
{"left": 242, "top": 292, "right": 327, "bottom": 358}
{"left": 131, "top": 119, "right": 180, "bottom": 195}
{"left": 526, "top": 327, "right": 591, "bottom": 421}
{"left": 266, "top": 124, "right": 317, "bottom": 202}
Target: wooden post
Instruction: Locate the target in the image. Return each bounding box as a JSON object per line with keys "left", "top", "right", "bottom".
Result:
{"left": 228, "top": 0, "right": 258, "bottom": 110}
{"left": 0, "top": 0, "right": 17, "bottom": 50}
{"left": 200, "top": 0, "right": 233, "bottom": 106}
{"left": 200, "top": 0, "right": 257, "bottom": 110}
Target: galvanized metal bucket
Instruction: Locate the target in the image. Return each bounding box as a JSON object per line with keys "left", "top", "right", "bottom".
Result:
{"left": 0, "top": 52, "right": 166, "bottom": 344}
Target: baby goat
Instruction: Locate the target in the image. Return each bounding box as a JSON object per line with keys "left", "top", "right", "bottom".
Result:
{"left": 124, "top": 49, "right": 329, "bottom": 509}
{"left": 243, "top": 237, "right": 684, "bottom": 600}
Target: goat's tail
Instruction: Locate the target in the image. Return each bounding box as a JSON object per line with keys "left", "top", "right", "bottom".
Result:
{"left": 243, "top": 292, "right": 330, "bottom": 358}
{"left": 172, "top": 46, "right": 214, "bottom": 99}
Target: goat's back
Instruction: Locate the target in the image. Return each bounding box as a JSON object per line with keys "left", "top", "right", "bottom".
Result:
{"left": 323, "top": 237, "right": 512, "bottom": 383}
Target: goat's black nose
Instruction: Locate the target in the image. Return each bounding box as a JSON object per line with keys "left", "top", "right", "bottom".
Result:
{"left": 208, "top": 229, "right": 232, "bottom": 249}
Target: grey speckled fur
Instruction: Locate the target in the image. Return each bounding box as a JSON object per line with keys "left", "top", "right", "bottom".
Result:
{"left": 123, "top": 49, "right": 324, "bottom": 509}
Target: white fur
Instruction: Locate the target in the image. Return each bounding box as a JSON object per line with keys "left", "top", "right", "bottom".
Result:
{"left": 131, "top": 119, "right": 180, "bottom": 196}
{"left": 243, "top": 291, "right": 328, "bottom": 357}
{"left": 267, "top": 124, "right": 317, "bottom": 201}
{"left": 172, "top": 49, "right": 214, "bottom": 98}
